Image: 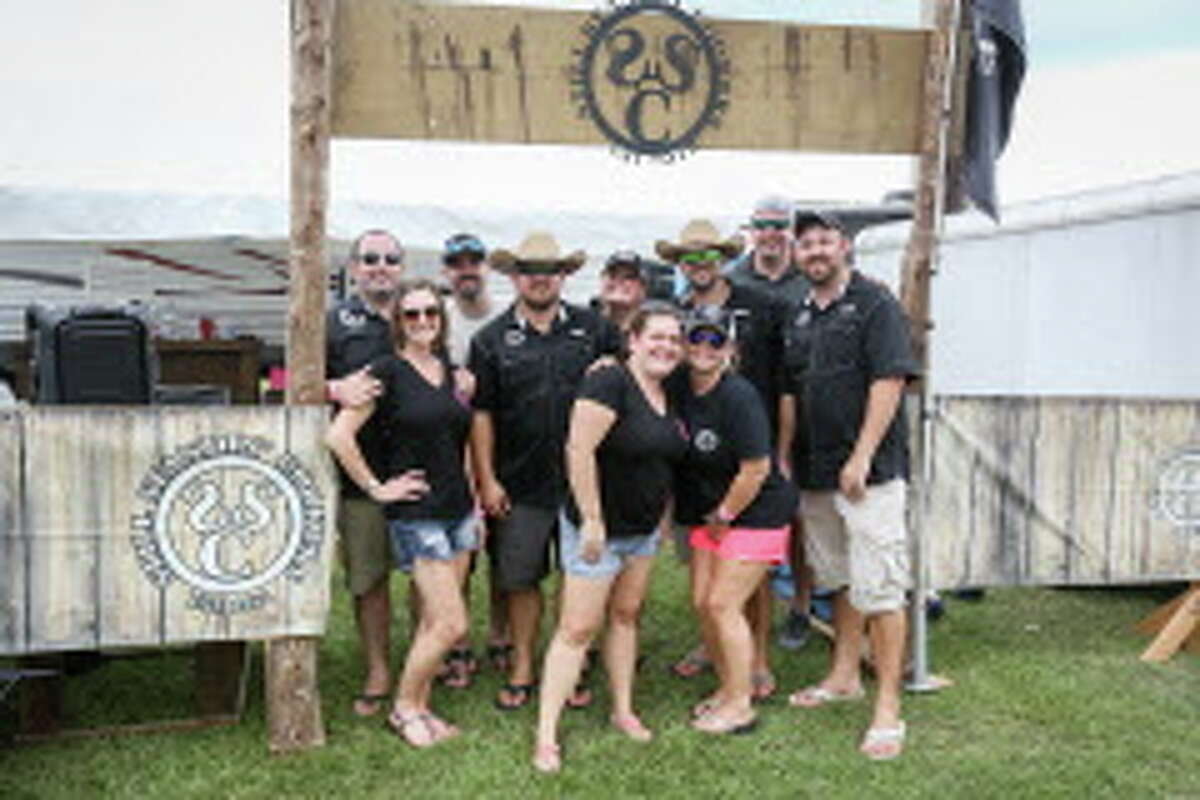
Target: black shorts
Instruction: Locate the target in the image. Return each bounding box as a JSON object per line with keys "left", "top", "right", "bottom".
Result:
{"left": 486, "top": 504, "right": 558, "bottom": 591}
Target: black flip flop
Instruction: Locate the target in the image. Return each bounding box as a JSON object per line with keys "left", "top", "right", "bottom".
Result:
{"left": 494, "top": 682, "right": 535, "bottom": 711}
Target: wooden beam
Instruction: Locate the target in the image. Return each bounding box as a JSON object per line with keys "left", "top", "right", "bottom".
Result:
{"left": 270, "top": 0, "right": 333, "bottom": 754}
{"left": 899, "top": 0, "right": 960, "bottom": 370}
{"left": 1138, "top": 583, "right": 1200, "bottom": 663}
{"left": 331, "top": 2, "right": 931, "bottom": 154}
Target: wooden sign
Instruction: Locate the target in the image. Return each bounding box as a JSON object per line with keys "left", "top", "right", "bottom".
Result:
{"left": 927, "top": 397, "right": 1200, "bottom": 588}
{"left": 0, "top": 407, "right": 336, "bottom": 655}
{"left": 332, "top": 1, "right": 931, "bottom": 155}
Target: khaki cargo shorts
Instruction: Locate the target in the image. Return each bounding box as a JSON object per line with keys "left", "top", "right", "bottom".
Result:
{"left": 800, "top": 478, "right": 911, "bottom": 614}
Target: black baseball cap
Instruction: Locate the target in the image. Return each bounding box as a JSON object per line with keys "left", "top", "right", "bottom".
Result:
{"left": 683, "top": 305, "right": 733, "bottom": 337}
{"left": 793, "top": 209, "right": 846, "bottom": 236}
{"left": 442, "top": 233, "right": 486, "bottom": 264}
{"left": 603, "top": 250, "right": 647, "bottom": 282}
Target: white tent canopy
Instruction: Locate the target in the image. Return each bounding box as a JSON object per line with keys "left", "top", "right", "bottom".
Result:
{"left": 857, "top": 170, "right": 1200, "bottom": 399}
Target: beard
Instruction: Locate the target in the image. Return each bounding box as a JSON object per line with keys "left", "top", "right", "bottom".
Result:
{"left": 453, "top": 275, "right": 482, "bottom": 301}
{"left": 522, "top": 292, "right": 559, "bottom": 312}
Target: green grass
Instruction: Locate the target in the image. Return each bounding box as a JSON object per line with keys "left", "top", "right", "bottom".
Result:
{"left": 2, "top": 558, "right": 1198, "bottom": 800}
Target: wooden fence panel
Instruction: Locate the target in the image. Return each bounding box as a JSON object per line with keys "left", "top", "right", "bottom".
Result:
{"left": 0, "top": 410, "right": 23, "bottom": 652}
{"left": 928, "top": 397, "right": 1200, "bottom": 588}
{"left": 1, "top": 407, "right": 335, "bottom": 656}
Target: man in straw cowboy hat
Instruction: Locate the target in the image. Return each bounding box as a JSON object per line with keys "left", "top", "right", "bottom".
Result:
{"left": 657, "top": 218, "right": 790, "bottom": 701}
{"left": 467, "top": 231, "right": 622, "bottom": 710}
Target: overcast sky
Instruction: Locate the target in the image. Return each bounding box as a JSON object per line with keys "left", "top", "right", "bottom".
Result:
{"left": 1, "top": 0, "right": 1198, "bottom": 222}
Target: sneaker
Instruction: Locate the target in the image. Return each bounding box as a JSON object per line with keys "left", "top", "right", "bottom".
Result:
{"left": 777, "top": 609, "right": 811, "bottom": 650}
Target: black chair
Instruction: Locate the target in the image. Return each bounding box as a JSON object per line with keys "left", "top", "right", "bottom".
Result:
{"left": 25, "top": 303, "right": 156, "bottom": 404}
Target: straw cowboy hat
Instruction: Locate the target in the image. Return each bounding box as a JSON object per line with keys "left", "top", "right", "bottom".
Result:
{"left": 655, "top": 219, "right": 744, "bottom": 263}
{"left": 488, "top": 231, "right": 587, "bottom": 275}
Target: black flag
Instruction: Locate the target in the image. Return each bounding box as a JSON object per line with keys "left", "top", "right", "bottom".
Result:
{"left": 963, "top": 0, "right": 1027, "bottom": 220}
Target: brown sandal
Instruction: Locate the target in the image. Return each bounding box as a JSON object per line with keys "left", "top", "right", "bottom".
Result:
{"left": 385, "top": 709, "right": 440, "bottom": 748}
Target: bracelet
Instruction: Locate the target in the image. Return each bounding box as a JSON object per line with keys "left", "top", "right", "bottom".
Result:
{"left": 714, "top": 505, "right": 735, "bottom": 524}
{"left": 365, "top": 477, "right": 382, "bottom": 493}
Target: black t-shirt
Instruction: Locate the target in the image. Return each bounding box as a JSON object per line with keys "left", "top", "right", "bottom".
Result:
{"left": 369, "top": 354, "right": 473, "bottom": 522}
{"left": 326, "top": 295, "right": 394, "bottom": 498}
{"left": 469, "top": 303, "right": 622, "bottom": 509}
{"left": 679, "top": 282, "right": 787, "bottom": 434}
{"left": 780, "top": 271, "right": 919, "bottom": 490}
{"left": 671, "top": 371, "right": 797, "bottom": 528}
{"left": 565, "top": 365, "right": 687, "bottom": 538}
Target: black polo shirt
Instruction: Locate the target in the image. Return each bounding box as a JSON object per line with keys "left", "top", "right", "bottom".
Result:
{"left": 679, "top": 281, "right": 787, "bottom": 433}
{"left": 469, "top": 302, "right": 621, "bottom": 510}
{"left": 727, "top": 252, "right": 812, "bottom": 311}
{"left": 671, "top": 371, "right": 797, "bottom": 528}
{"left": 564, "top": 365, "right": 687, "bottom": 537}
{"left": 780, "top": 271, "right": 919, "bottom": 491}
{"left": 326, "top": 295, "right": 394, "bottom": 499}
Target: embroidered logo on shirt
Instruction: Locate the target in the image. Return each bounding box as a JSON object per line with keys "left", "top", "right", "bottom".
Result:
{"left": 339, "top": 308, "right": 367, "bottom": 328}
{"left": 694, "top": 428, "right": 721, "bottom": 453}
{"left": 504, "top": 329, "right": 526, "bottom": 347}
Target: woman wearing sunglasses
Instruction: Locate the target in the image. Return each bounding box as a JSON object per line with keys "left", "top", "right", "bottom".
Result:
{"left": 326, "top": 279, "right": 478, "bottom": 748}
{"left": 532, "top": 303, "right": 687, "bottom": 773}
{"left": 672, "top": 306, "right": 797, "bottom": 735}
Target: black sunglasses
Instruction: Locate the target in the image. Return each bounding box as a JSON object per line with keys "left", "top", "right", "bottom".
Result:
{"left": 360, "top": 251, "right": 402, "bottom": 266}
{"left": 401, "top": 305, "right": 441, "bottom": 321}
{"left": 515, "top": 262, "right": 564, "bottom": 276}
{"left": 751, "top": 218, "right": 790, "bottom": 231}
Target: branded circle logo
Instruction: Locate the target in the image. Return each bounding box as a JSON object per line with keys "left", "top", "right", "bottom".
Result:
{"left": 571, "top": 0, "right": 731, "bottom": 162}
{"left": 130, "top": 434, "right": 325, "bottom": 615}
{"left": 1150, "top": 449, "right": 1200, "bottom": 531}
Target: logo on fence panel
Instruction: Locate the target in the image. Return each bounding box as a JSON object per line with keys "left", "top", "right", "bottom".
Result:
{"left": 571, "top": 0, "right": 731, "bottom": 162}
{"left": 130, "top": 434, "right": 325, "bottom": 615}
{"left": 1150, "top": 449, "right": 1200, "bottom": 531}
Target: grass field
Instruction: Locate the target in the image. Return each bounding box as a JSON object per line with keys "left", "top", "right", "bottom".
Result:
{"left": 2, "top": 556, "right": 1198, "bottom": 800}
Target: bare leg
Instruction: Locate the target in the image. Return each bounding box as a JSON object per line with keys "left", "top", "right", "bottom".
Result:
{"left": 689, "top": 549, "right": 724, "bottom": 707}
{"left": 824, "top": 589, "right": 866, "bottom": 693}
{"left": 866, "top": 607, "right": 906, "bottom": 730}
{"left": 353, "top": 578, "right": 392, "bottom": 714}
{"left": 392, "top": 556, "right": 469, "bottom": 744}
{"left": 746, "top": 578, "right": 774, "bottom": 697}
{"left": 697, "top": 559, "right": 769, "bottom": 727}
{"left": 534, "top": 575, "right": 612, "bottom": 760}
{"left": 789, "top": 515, "right": 813, "bottom": 618}
{"left": 501, "top": 587, "right": 543, "bottom": 702}
{"left": 604, "top": 556, "right": 654, "bottom": 727}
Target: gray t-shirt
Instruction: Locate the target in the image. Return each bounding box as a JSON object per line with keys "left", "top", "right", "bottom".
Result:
{"left": 445, "top": 300, "right": 498, "bottom": 365}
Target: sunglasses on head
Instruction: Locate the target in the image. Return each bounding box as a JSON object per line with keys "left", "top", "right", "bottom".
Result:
{"left": 678, "top": 249, "right": 724, "bottom": 265}
{"left": 401, "top": 305, "right": 441, "bottom": 321}
{"left": 515, "top": 262, "right": 563, "bottom": 276}
{"left": 751, "top": 218, "right": 790, "bottom": 231}
{"left": 360, "top": 251, "right": 402, "bottom": 266}
{"left": 444, "top": 236, "right": 485, "bottom": 260}
{"left": 687, "top": 328, "right": 728, "bottom": 347}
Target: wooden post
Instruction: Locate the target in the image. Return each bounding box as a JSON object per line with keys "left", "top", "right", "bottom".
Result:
{"left": 266, "top": 0, "right": 334, "bottom": 753}
{"left": 900, "top": 0, "right": 959, "bottom": 368}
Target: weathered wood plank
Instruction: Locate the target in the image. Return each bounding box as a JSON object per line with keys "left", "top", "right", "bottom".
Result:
{"left": 928, "top": 397, "right": 1200, "bottom": 588}
{"left": 331, "top": 2, "right": 930, "bottom": 154}
{"left": 0, "top": 410, "right": 24, "bottom": 653}
{"left": 1, "top": 407, "right": 335, "bottom": 657}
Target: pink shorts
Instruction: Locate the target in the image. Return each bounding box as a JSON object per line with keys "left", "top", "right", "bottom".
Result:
{"left": 689, "top": 525, "right": 790, "bottom": 564}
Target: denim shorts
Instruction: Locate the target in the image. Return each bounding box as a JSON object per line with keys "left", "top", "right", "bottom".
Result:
{"left": 558, "top": 511, "right": 659, "bottom": 579}
{"left": 389, "top": 512, "right": 479, "bottom": 572}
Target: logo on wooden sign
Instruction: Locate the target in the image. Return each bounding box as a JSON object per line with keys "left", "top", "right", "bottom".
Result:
{"left": 1151, "top": 449, "right": 1200, "bottom": 531}
{"left": 571, "top": 0, "right": 731, "bottom": 162}
{"left": 130, "top": 434, "right": 326, "bottom": 615}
